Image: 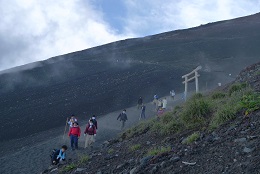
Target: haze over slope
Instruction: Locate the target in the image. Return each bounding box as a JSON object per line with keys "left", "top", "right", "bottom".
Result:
{"left": 0, "top": 13, "right": 260, "bottom": 142}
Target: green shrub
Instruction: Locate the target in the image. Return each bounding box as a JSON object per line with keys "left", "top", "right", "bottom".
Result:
{"left": 121, "top": 119, "right": 153, "bottom": 139}
{"left": 240, "top": 93, "right": 260, "bottom": 115}
{"left": 182, "top": 132, "right": 200, "bottom": 144}
{"left": 79, "top": 155, "right": 89, "bottom": 164}
{"left": 160, "top": 119, "right": 182, "bottom": 135}
{"left": 229, "top": 83, "right": 247, "bottom": 95}
{"left": 161, "top": 112, "right": 174, "bottom": 124}
{"left": 191, "top": 93, "right": 203, "bottom": 100}
{"left": 108, "top": 148, "right": 114, "bottom": 154}
{"left": 212, "top": 92, "right": 226, "bottom": 99}
{"left": 209, "top": 103, "right": 240, "bottom": 130}
{"left": 146, "top": 146, "right": 171, "bottom": 156}
{"left": 181, "top": 98, "right": 212, "bottom": 128}
{"left": 130, "top": 144, "right": 141, "bottom": 151}
{"left": 63, "top": 163, "right": 77, "bottom": 172}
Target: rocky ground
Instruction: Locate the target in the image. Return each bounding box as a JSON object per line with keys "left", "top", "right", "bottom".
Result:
{"left": 43, "top": 62, "right": 260, "bottom": 174}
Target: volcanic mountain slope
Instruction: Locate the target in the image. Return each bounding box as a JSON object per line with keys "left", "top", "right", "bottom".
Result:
{"left": 44, "top": 62, "right": 260, "bottom": 174}
{"left": 1, "top": 13, "right": 260, "bottom": 142}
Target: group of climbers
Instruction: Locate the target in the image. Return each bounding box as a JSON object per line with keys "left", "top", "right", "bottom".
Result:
{"left": 51, "top": 115, "right": 98, "bottom": 165}
{"left": 51, "top": 90, "right": 176, "bottom": 165}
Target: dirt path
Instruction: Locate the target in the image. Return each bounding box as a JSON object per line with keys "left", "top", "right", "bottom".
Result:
{"left": 0, "top": 94, "right": 184, "bottom": 174}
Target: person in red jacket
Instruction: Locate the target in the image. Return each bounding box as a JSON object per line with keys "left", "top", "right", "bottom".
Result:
{"left": 84, "top": 119, "right": 96, "bottom": 149}
{"left": 68, "top": 122, "right": 81, "bottom": 150}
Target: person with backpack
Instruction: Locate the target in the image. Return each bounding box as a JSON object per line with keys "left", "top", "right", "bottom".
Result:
{"left": 91, "top": 115, "right": 98, "bottom": 131}
{"left": 117, "top": 109, "right": 128, "bottom": 130}
{"left": 139, "top": 104, "right": 146, "bottom": 120}
{"left": 84, "top": 119, "right": 97, "bottom": 149}
{"left": 68, "top": 115, "right": 77, "bottom": 128}
{"left": 137, "top": 96, "right": 143, "bottom": 109}
{"left": 68, "top": 122, "right": 81, "bottom": 150}
{"left": 51, "top": 145, "right": 68, "bottom": 165}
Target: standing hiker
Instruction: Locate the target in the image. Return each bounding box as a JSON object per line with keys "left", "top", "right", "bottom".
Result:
{"left": 170, "top": 90, "right": 176, "bottom": 100}
{"left": 153, "top": 94, "right": 159, "bottom": 110}
{"left": 157, "top": 107, "right": 164, "bottom": 119}
{"left": 68, "top": 115, "right": 77, "bottom": 128}
{"left": 137, "top": 96, "right": 143, "bottom": 109}
{"left": 157, "top": 99, "right": 163, "bottom": 110}
{"left": 68, "top": 122, "right": 81, "bottom": 150}
{"left": 84, "top": 119, "right": 97, "bottom": 149}
{"left": 139, "top": 104, "right": 146, "bottom": 120}
{"left": 91, "top": 115, "right": 98, "bottom": 131}
{"left": 117, "top": 109, "right": 128, "bottom": 130}
{"left": 162, "top": 98, "right": 167, "bottom": 110}
{"left": 51, "top": 145, "right": 68, "bottom": 165}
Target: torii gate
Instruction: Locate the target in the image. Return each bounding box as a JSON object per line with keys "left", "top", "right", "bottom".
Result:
{"left": 182, "top": 66, "right": 202, "bottom": 101}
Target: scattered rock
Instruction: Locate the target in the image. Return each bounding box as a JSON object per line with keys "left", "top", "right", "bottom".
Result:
{"left": 130, "top": 167, "right": 137, "bottom": 174}
{"left": 170, "top": 155, "right": 180, "bottom": 163}
{"left": 50, "top": 168, "right": 58, "bottom": 173}
{"left": 140, "top": 156, "right": 153, "bottom": 167}
{"left": 75, "top": 168, "right": 87, "bottom": 172}
{"left": 234, "top": 138, "right": 247, "bottom": 143}
{"left": 243, "top": 147, "right": 254, "bottom": 153}
{"left": 151, "top": 165, "right": 160, "bottom": 174}
{"left": 96, "top": 170, "right": 102, "bottom": 174}
{"left": 160, "top": 161, "right": 167, "bottom": 168}
{"left": 146, "top": 141, "right": 151, "bottom": 145}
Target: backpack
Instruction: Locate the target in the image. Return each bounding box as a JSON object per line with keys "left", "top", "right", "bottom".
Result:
{"left": 50, "top": 149, "right": 57, "bottom": 158}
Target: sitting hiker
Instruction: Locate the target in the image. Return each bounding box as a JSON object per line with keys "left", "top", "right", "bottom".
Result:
{"left": 68, "top": 122, "right": 81, "bottom": 150}
{"left": 51, "top": 145, "right": 68, "bottom": 165}
{"left": 84, "top": 119, "right": 97, "bottom": 149}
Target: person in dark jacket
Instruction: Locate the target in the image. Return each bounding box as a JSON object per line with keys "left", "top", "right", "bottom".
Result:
{"left": 91, "top": 115, "right": 98, "bottom": 130}
{"left": 51, "top": 145, "right": 68, "bottom": 165}
{"left": 117, "top": 109, "right": 128, "bottom": 130}
{"left": 84, "top": 119, "right": 97, "bottom": 148}
{"left": 68, "top": 122, "right": 81, "bottom": 150}
{"left": 137, "top": 96, "right": 143, "bottom": 109}
{"left": 139, "top": 104, "right": 146, "bottom": 120}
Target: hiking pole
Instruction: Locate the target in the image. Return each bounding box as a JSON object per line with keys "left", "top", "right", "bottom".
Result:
{"left": 63, "top": 117, "right": 69, "bottom": 139}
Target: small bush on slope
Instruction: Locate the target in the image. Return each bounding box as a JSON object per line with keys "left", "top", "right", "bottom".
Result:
{"left": 129, "top": 144, "right": 141, "bottom": 151}
{"left": 182, "top": 132, "right": 200, "bottom": 144}
{"left": 146, "top": 146, "right": 171, "bottom": 156}
{"left": 181, "top": 96, "right": 212, "bottom": 128}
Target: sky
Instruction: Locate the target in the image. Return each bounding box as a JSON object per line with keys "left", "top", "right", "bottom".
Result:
{"left": 0, "top": 0, "right": 260, "bottom": 71}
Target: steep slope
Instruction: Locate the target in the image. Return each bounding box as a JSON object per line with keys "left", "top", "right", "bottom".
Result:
{"left": 47, "top": 62, "right": 260, "bottom": 174}
{"left": 1, "top": 13, "right": 260, "bottom": 142}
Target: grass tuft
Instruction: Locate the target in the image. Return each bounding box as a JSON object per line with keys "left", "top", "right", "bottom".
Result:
{"left": 129, "top": 144, "right": 141, "bottom": 151}
{"left": 146, "top": 146, "right": 171, "bottom": 156}
{"left": 182, "top": 132, "right": 200, "bottom": 144}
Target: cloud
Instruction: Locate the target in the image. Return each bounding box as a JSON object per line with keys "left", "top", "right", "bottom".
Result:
{"left": 122, "top": 0, "right": 260, "bottom": 36}
{"left": 0, "top": 0, "right": 260, "bottom": 71}
{"left": 0, "top": 0, "right": 132, "bottom": 71}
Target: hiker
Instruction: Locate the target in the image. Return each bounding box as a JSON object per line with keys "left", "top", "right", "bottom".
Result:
{"left": 153, "top": 94, "right": 159, "bottom": 110}
{"left": 117, "top": 109, "right": 128, "bottom": 130}
{"left": 137, "top": 96, "right": 143, "bottom": 109}
{"left": 68, "top": 122, "right": 81, "bottom": 150}
{"left": 162, "top": 98, "right": 167, "bottom": 109}
{"left": 157, "top": 107, "right": 164, "bottom": 119}
{"left": 157, "top": 99, "right": 163, "bottom": 110}
{"left": 68, "top": 115, "right": 77, "bottom": 127}
{"left": 84, "top": 119, "right": 97, "bottom": 149}
{"left": 170, "top": 90, "right": 175, "bottom": 100}
{"left": 91, "top": 115, "right": 98, "bottom": 131}
{"left": 139, "top": 104, "right": 146, "bottom": 120}
{"left": 51, "top": 145, "right": 68, "bottom": 165}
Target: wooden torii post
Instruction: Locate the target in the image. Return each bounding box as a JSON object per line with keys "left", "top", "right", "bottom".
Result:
{"left": 182, "top": 66, "right": 202, "bottom": 101}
